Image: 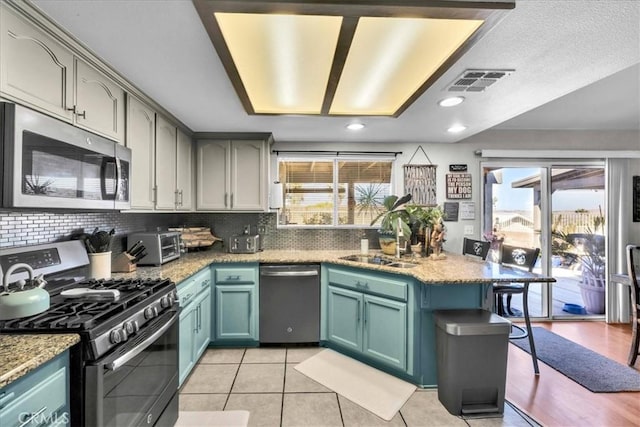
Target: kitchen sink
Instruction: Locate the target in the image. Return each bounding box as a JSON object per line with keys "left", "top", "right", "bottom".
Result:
{"left": 340, "top": 255, "right": 418, "bottom": 268}
{"left": 386, "top": 262, "right": 419, "bottom": 269}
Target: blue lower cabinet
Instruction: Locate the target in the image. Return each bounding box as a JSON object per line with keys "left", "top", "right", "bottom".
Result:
{"left": 177, "top": 267, "right": 213, "bottom": 387}
{"left": 211, "top": 263, "right": 259, "bottom": 345}
{"left": 178, "top": 306, "right": 196, "bottom": 386}
{"left": 327, "top": 284, "right": 408, "bottom": 372}
{"left": 363, "top": 294, "right": 407, "bottom": 371}
{"left": 0, "top": 350, "right": 70, "bottom": 427}
{"left": 194, "top": 287, "right": 212, "bottom": 358}
{"left": 327, "top": 286, "right": 362, "bottom": 351}
{"left": 214, "top": 285, "right": 257, "bottom": 341}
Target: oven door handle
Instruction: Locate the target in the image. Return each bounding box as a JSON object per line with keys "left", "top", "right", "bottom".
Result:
{"left": 105, "top": 314, "right": 175, "bottom": 371}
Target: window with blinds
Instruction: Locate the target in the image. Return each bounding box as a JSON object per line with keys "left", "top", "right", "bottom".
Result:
{"left": 278, "top": 158, "right": 393, "bottom": 227}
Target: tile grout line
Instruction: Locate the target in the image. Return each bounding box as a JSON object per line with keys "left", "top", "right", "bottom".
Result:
{"left": 279, "top": 349, "right": 288, "bottom": 427}
{"left": 223, "top": 348, "right": 246, "bottom": 410}
{"left": 335, "top": 393, "right": 345, "bottom": 427}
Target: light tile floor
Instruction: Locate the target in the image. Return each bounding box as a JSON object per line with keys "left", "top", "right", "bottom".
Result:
{"left": 179, "top": 347, "right": 539, "bottom": 427}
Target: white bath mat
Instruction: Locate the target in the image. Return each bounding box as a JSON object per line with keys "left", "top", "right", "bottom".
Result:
{"left": 175, "top": 410, "right": 250, "bottom": 426}
{"left": 294, "top": 349, "right": 416, "bottom": 421}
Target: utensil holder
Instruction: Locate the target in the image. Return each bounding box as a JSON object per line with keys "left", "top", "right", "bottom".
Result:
{"left": 88, "top": 251, "right": 112, "bottom": 279}
{"left": 112, "top": 252, "right": 137, "bottom": 273}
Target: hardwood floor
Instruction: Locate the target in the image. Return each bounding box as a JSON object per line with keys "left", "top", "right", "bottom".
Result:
{"left": 506, "top": 321, "right": 639, "bottom": 427}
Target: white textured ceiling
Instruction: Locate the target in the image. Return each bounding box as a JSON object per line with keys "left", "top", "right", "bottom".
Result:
{"left": 31, "top": 0, "right": 640, "bottom": 143}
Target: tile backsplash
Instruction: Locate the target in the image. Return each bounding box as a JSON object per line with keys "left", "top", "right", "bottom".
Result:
{"left": 0, "top": 210, "right": 379, "bottom": 254}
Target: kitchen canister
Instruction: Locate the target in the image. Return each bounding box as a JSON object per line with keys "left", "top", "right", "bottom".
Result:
{"left": 360, "top": 238, "right": 369, "bottom": 255}
{"left": 89, "top": 251, "right": 112, "bottom": 280}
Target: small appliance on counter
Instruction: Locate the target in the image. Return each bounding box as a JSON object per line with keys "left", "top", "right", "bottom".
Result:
{"left": 228, "top": 225, "right": 263, "bottom": 254}
{"left": 127, "top": 231, "right": 181, "bottom": 266}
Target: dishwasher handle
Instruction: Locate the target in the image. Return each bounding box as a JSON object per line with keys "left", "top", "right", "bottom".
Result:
{"left": 260, "top": 270, "right": 318, "bottom": 277}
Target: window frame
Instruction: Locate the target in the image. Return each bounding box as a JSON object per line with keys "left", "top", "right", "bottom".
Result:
{"left": 276, "top": 155, "right": 397, "bottom": 229}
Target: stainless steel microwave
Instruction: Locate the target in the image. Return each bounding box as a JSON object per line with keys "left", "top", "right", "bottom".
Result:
{"left": 0, "top": 102, "right": 131, "bottom": 210}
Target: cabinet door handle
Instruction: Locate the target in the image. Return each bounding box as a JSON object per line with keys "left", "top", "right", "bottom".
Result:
{"left": 357, "top": 300, "right": 361, "bottom": 323}
{"left": 363, "top": 302, "right": 367, "bottom": 325}
{"left": 18, "top": 406, "right": 47, "bottom": 427}
{"left": 230, "top": 193, "right": 234, "bottom": 208}
{"left": 76, "top": 110, "right": 86, "bottom": 119}
{"left": 153, "top": 186, "right": 158, "bottom": 204}
{"left": 224, "top": 193, "right": 228, "bottom": 207}
{"left": 179, "top": 189, "right": 184, "bottom": 206}
{"left": 227, "top": 275, "right": 241, "bottom": 281}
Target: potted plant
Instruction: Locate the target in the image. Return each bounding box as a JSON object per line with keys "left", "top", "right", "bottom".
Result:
{"left": 406, "top": 204, "right": 444, "bottom": 256}
{"left": 369, "top": 194, "right": 412, "bottom": 255}
{"left": 553, "top": 211, "right": 605, "bottom": 314}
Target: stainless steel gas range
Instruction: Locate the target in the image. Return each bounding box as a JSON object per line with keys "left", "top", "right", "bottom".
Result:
{"left": 0, "top": 241, "right": 179, "bottom": 427}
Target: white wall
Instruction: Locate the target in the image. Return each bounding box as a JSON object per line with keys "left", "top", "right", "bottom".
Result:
{"left": 271, "top": 129, "right": 640, "bottom": 253}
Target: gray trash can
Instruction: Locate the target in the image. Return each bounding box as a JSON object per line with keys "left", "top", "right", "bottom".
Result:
{"left": 434, "top": 309, "right": 511, "bottom": 416}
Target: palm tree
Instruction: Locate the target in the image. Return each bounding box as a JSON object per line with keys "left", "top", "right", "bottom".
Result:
{"left": 356, "top": 183, "right": 386, "bottom": 223}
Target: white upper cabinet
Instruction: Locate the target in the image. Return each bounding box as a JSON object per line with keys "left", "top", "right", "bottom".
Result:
{"left": 196, "top": 138, "right": 269, "bottom": 211}
{"left": 231, "top": 140, "right": 267, "bottom": 210}
{"left": 176, "top": 129, "right": 194, "bottom": 211}
{"left": 126, "top": 95, "right": 156, "bottom": 210}
{"left": 155, "top": 115, "right": 193, "bottom": 211}
{"left": 155, "top": 115, "right": 178, "bottom": 210}
{"left": 0, "top": 5, "right": 74, "bottom": 121}
{"left": 196, "top": 140, "right": 229, "bottom": 210}
{"left": 75, "top": 58, "right": 125, "bottom": 142}
{"left": 0, "top": 5, "right": 126, "bottom": 143}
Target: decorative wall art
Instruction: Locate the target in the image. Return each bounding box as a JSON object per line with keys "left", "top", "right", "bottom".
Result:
{"left": 446, "top": 173, "right": 472, "bottom": 199}
{"left": 404, "top": 146, "right": 437, "bottom": 206}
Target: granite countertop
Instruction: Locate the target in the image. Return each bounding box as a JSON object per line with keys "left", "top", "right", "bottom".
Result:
{"left": 113, "top": 249, "right": 556, "bottom": 285}
{"left": 0, "top": 334, "right": 80, "bottom": 388}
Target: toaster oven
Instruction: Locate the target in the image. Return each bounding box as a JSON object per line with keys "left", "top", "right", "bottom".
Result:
{"left": 128, "top": 231, "right": 181, "bottom": 265}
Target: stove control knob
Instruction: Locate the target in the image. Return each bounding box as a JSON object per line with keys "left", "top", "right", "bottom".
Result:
{"left": 144, "top": 306, "right": 159, "bottom": 319}
{"left": 160, "top": 296, "right": 170, "bottom": 308}
{"left": 110, "top": 329, "right": 123, "bottom": 344}
{"left": 124, "top": 321, "right": 138, "bottom": 335}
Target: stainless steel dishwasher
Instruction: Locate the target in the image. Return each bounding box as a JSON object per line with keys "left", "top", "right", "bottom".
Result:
{"left": 259, "top": 264, "right": 320, "bottom": 343}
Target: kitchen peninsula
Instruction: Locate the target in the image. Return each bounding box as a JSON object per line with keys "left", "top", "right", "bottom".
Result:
{"left": 114, "top": 249, "right": 554, "bottom": 387}
{"left": 113, "top": 249, "right": 553, "bottom": 286}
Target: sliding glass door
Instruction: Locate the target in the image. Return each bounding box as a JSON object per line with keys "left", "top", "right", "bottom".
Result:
{"left": 483, "top": 162, "right": 606, "bottom": 319}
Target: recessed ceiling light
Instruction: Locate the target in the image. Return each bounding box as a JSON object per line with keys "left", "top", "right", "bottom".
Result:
{"left": 346, "top": 123, "right": 365, "bottom": 131}
{"left": 447, "top": 124, "right": 467, "bottom": 133}
{"left": 438, "top": 96, "right": 465, "bottom": 107}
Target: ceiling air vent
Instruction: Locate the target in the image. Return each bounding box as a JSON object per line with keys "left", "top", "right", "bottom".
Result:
{"left": 447, "top": 69, "right": 514, "bottom": 92}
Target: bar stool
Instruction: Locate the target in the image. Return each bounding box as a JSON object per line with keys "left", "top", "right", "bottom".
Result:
{"left": 494, "top": 244, "right": 540, "bottom": 375}
{"left": 461, "top": 237, "right": 491, "bottom": 260}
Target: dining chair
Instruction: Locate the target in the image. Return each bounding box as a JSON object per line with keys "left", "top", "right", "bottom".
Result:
{"left": 494, "top": 244, "right": 541, "bottom": 374}
{"left": 461, "top": 237, "right": 491, "bottom": 260}
{"left": 626, "top": 244, "right": 640, "bottom": 366}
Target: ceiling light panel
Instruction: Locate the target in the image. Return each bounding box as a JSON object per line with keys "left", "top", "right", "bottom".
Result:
{"left": 215, "top": 12, "right": 342, "bottom": 114}
{"left": 329, "top": 17, "right": 483, "bottom": 116}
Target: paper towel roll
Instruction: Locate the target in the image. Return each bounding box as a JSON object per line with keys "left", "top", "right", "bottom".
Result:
{"left": 270, "top": 182, "right": 283, "bottom": 209}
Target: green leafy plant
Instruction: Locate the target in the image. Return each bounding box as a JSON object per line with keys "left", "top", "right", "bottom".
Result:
{"left": 369, "top": 194, "right": 412, "bottom": 237}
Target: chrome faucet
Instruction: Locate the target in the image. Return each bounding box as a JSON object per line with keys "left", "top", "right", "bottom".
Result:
{"left": 396, "top": 219, "right": 406, "bottom": 259}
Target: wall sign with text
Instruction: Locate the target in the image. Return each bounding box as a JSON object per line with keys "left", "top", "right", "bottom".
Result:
{"left": 446, "top": 173, "right": 472, "bottom": 199}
